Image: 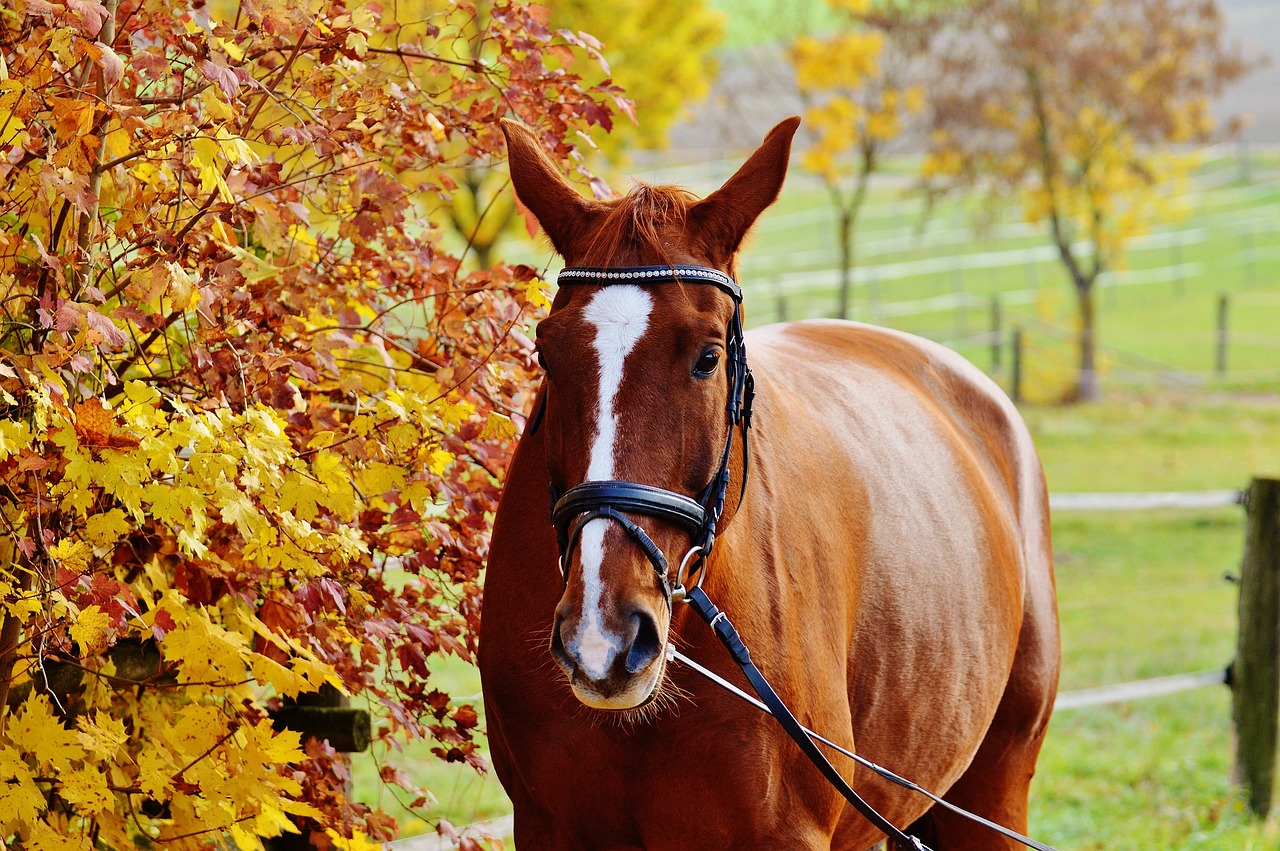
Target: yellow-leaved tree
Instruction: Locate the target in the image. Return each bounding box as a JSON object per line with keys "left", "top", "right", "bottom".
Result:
{"left": 444, "top": 0, "right": 725, "bottom": 270}
{"left": 0, "top": 0, "right": 623, "bottom": 846}
{"left": 789, "top": 0, "right": 940, "bottom": 319}
{"left": 921, "top": 0, "right": 1253, "bottom": 400}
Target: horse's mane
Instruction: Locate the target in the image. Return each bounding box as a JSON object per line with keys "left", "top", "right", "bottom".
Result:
{"left": 577, "top": 182, "right": 699, "bottom": 267}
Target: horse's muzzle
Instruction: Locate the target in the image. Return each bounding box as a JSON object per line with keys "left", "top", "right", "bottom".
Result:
{"left": 550, "top": 605, "right": 666, "bottom": 709}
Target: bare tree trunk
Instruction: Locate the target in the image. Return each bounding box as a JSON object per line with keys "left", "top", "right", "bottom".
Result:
{"left": 837, "top": 207, "right": 853, "bottom": 320}
{"left": 1075, "top": 280, "right": 1099, "bottom": 401}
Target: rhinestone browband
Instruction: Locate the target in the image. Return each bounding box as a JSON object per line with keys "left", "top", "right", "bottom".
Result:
{"left": 556, "top": 265, "right": 741, "bottom": 299}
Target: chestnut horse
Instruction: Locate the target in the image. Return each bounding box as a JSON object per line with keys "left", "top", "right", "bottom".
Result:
{"left": 479, "top": 117, "right": 1060, "bottom": 850}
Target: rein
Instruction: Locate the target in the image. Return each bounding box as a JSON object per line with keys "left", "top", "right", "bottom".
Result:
{"left": 541, "top": 264, "right": 1055, "bottom": 851}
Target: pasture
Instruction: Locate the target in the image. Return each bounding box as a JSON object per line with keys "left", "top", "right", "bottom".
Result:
{"left": 364, "top": 152, "right": 1280, "bottom": 847}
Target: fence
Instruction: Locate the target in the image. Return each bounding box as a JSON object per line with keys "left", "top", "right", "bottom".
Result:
{"left": 385, "top": 478, "right": 1280, "bottom": 849}
{"left": 1052, "top": 477, "right": 1280, "bottom": 819}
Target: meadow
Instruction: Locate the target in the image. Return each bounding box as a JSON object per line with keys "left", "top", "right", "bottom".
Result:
{"left": 359, "top": 151, "right": 1280, "bottom": 848}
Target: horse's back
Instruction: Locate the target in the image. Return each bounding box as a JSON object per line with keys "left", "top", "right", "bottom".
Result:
{"left": 743, "top": 319, "right": 1058, "bottom": 816}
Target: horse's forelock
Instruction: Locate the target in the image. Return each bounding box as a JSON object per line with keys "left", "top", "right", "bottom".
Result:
{"left": 576, "top": 183, "right": 700, "bottom": 267}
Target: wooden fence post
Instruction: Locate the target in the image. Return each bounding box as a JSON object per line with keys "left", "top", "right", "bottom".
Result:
{"left": 1233, "top": 477, "right": 1280, "bottom": 817}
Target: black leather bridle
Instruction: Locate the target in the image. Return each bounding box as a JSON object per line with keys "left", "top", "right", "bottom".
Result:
{"left": 539, "top": 264, "right": 754, "bottom": 606}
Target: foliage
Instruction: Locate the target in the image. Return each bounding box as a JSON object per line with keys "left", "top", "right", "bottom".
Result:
{"left": 445, "top": 0, "right": 724, "bottom": 271}
{"left": 920, "top": 0, "right": 1253, "bottom": 400}
{"left": 787, "top": 0, "right": 934, "bottom": 319}
{"left": 0, "top": 0, "right": 621, "bottom": 846}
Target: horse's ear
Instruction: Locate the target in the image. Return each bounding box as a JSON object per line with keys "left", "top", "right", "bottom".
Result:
{"left": 501, "top": 119, "right": 599, "bottom": 258}
{"left": 691, "top": 116, "right": 801, "bottom": 264}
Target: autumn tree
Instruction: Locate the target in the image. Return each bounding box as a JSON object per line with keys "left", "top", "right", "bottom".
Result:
{"left": 446, "top": 0, "right": 724, "bottom": 270}
{"left": 921, "top": 0, "right": 1251, "bottom": 400}
{"left": 788, "top": 0, "right": 942, "bottom": 320}
{"left": 0, "top": 0, "right": 620, "bottom": 846}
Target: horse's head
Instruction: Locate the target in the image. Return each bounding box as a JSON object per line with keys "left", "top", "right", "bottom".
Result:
{"left": 502, "top": 117, "right": 799, "bottom": 711}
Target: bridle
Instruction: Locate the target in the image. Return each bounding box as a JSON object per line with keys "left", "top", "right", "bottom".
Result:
{"left": 541, "top": 264, "right": 753, "bottom": 607}
{"left": 531, "top": 263, "right": 1057, "bottom": 851}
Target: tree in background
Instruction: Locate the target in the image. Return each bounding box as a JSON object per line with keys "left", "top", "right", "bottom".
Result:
{"left": 0, "top": 0, "right": 619, "bottom": 846}
{"left": 789, "top": 0, "right": 937, "bottom": 320}
{"left": 446, "top": 0, "right": 724, "bottom": 270}
{"left": 922, "top": 0, "right": 1251, "bottom": 401}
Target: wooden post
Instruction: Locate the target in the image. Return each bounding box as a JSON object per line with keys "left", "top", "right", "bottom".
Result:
{"left": 266, "top": 683, "right": 371, "bottom": 849}
{"left": 776, "top": 292, "right": 787, "bottom": 323}
{"left": 1233, "top": 477, "right": 1280, "bottom": 817}
{"left": 1217, "top": 294, "right": 1229, "bottom": 376}
{"left": 1011, "top": 328, "right": 1024, "bottom": 404}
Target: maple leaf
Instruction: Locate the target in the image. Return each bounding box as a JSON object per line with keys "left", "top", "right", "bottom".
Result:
{"left": 25, "top": 819, "right": 92, "bottom": 851}
{"left": 137, "top": 748, "right": 175, "bottom": 801}
{"left": 65, "top": 0, "right": 110, "bottom": 37}
{"left": 198, "top": 59, "right": 242, "bottom": 98}
{"left": 0, "top": 744, "right": 45, "bottom": 829}
{"left": 247, "top": 652, "right": 312, "bottom": 699}
{"left": 70, "top": 603, "right": 112, "bottom": 654}
{"left": 11, "top": 693, "right": 85, "bottom": 772}
{"left": 77, "top": 711, "right": 128, "bottom": 759}
{"left": 57, "top": 764, "right": 112, "bottom": 814}
{"left": 162, "top": 607, "right": 248, "bottom": 684}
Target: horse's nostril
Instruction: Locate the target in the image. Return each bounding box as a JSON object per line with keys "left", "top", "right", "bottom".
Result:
{"left": 549, "top": 616, "right": 572, "bottom": 673}
{"left": 625, "top": 610, "right": 662, "bottom": 674}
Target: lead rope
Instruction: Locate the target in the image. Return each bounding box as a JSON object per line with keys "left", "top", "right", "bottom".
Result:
{"left": 676, "top": 586, "right": 1059, "bottom": 851}
{"left": 681, "top": 586, "right": 929, "bottom": 851}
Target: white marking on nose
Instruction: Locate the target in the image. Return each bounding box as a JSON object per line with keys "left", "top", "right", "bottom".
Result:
{"left": 574, "top": 285, "right": 653, "bottom": 679}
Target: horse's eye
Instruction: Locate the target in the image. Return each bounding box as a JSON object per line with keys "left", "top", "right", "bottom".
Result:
{"left": 693, "top": 348, "right": 721, "bottom": 378}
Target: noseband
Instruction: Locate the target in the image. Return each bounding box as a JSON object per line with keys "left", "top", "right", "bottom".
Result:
{"left": 540, "top": 264, "right": 753, "bottom": 606}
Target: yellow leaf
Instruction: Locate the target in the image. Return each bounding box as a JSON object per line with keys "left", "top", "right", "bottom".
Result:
{"left": 325, "top": 828, "right": 384, "bottom": 851}
{"left": 11, "top": 693, "right": 84, "bottom": 772}
{"left": 427, "top": 448, "right": 453, "bottom": 475}
{"left": 77, "top": 711, "right": 128, "bottom": 758}
{"left": 57, "top": 764, "right": 112, "bottom": 814}
{"left": 200, "top": 86, "right": 235, "bottom": 121}
{"left": 248, "top": 652, "right": 313, "bottom": 699}
{"left": 162, "top": 607, "right": 248, "bottom": 685}
{"left": 84, "top": 509, "right": 130, "bottom": 546}
{"left": 519, "top": 277, "right": 552, "bottom": 312}
{"left": 479, "top": 411, "right": 517, "bottom": 441}
{"left": 356, "top": 461, "right": 407, "bottom": 495}
{"left": 70, "top": 603, "right": 112, "bottom": 654}
{"left": 25, "top": 819, "right": 91, "bottom": 851}
{"left": 5, "top": 595, "right": 41, "bottom": 621}
{"left": 137, "top": 748, "right": 175, "bottom": 801}
{"left": 426, "top": 112, "right": 446, "bottom": 142}
{"left": 49, "top": 538, "right": 91, "bottom": 574}
{"left": 0, "top": 744, "right": 45, "bottom": 829}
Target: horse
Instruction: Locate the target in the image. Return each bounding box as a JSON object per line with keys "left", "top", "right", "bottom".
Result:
{"left": 478, "top": 116, "right": 1060, "bottom": 850}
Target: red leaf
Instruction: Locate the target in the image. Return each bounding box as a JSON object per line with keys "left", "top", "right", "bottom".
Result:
{"left": 199, "top": 60, "right": 241, "bottom": 98}
{"left": 66, "top": 0, "right": 110, "bottom": 36}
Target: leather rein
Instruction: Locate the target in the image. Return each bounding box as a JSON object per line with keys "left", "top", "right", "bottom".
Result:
{"left": 536, "top": 264, "right": 1056, "bottom": 851}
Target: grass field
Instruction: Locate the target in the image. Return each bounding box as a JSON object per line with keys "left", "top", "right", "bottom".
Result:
{"left": 363, "top": 149, "right": 1280, "bottom": 846}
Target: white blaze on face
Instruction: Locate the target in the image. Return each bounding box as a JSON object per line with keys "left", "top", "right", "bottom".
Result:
{"left": 575, "top": 285, "right": 653, "bottom": 679}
